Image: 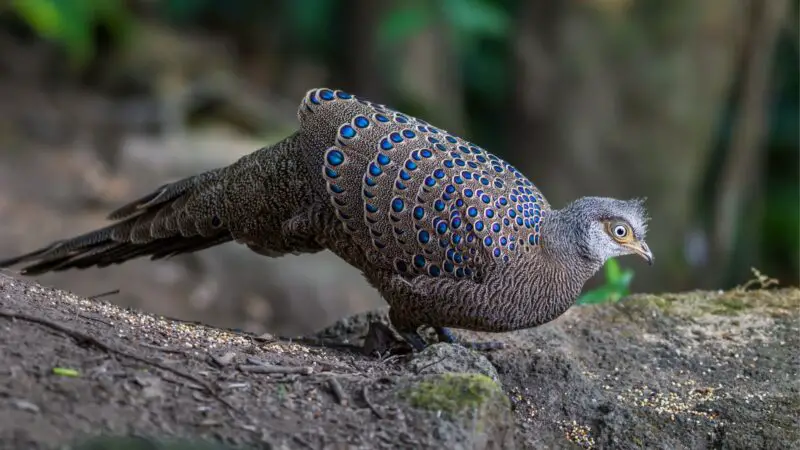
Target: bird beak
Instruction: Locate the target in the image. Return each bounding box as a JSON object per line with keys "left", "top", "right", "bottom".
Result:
{"left": 625, "top": 241, "right": 653, "bottom": 265}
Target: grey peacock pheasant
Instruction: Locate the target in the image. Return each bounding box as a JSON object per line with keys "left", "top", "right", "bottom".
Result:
{"left": 0, "top": 88, "right": 653, "bottom": 350}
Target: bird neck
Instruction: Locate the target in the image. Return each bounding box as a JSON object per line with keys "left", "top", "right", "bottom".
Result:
{"left": 516, "top": 207, "right": 603, "bottom": 320}
{"left": 538, "top": 207, "right": 604, "bottom": 276}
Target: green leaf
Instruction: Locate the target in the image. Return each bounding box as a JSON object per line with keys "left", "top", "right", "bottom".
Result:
{"left": 53, "top": 367, "right": 80, "bottom": 377}
{"left": 605, "top": 259, "right": 622, "bottom": 282}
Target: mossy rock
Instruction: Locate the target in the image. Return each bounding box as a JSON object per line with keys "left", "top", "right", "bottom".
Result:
{"left": 403, "top": 373, "right": 510, "bottom": 417}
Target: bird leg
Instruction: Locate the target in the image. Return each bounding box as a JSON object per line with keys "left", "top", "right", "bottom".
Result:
{"left": 434, "top": 327, "right": 505, "bottom": 351}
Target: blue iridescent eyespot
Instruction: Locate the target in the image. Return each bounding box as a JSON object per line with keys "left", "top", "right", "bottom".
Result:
{"left": 500, "top": 237, "right": 508, "bottom": 245}
{"left": 435, "top": 144, "right": 446, "bottom": 151}
{"left": 330, "top": 184, "right": 344, "bottom": 194}
{"left": 396, "top": 115, "right": 409, "bottom": 124}
{"left": 395, "top": 180, "right": 407, "bottom": 190}
{"left": 493, "top": 248, "right": 501, "bottom": 257}
{"left": 375, "top": 114, "right": 389, "bottom": 122}
{"left": 380, "top": 138, "right": 393, "bottom": 150}
{"left": 402, "top": 130, "right": 416, "bottom": 139}
{"left": 417, "top": 230, "right": 430, "bottom": 244}
{"left": 319, "top": 89, "right": 335, "bottom": 101}
{"left": 433, "top": 169, "right": 445, "bottom": 179}
{"left": 365, "top": 176, "right": 377, "bottom": 187}
{"left": 492, "top": 223, "right": 501, "bottom": 232}
{"left": 456, "top": 268, "right": 465, "bottom": 277}
{"left": 444, "top": 160, "right": 454, "bottom": 168}
{"left": 325, "top": 167, "right": 339, "bottom": 178}
{"left": 354, "top": 116, "right": 369, "bottom": 128}
{"left": 446, "top": 136, "right": 457, "bottom": 144}
{"left": 429, "top": 265, "right": 441, "bottom": 277}
{"left": 445, "top": 185, "right": 456, "bottom": 194}
{"left": 428, "top": 137, "right": 440, "bottom": 144}
{"left": 366, "top": 204, "right": 378, "bottom": 213}
{"left": 377, "top": 154, "right": 390, "bottom": 165}
{"left": 467, "top": 161, "right": 478, "bottom": 169}
{"left": 454, "top": 253, "right": 464, "bottom": 264}
{"left": 336, "top": 91, "right": 352, "bottom": 99}
{"left": 340, "top": 125, "right": 356, "bottom": 139}
{"left": 413, "top": 206, "right": 425, "bottom": 220}
{"left": 444, "top": 261, "right": 454, "bottom": 272}
{"left": 476, "top": 156, "right": 487, "bottom": 163}
{"left": 326, "top": 150, "right": 344, "bottom": 166}
{"left": 455, "top": 159, "right": 466, "bottom": 167}
{"left": 529, "top": 234, "right": 536, "bottom": 244}
{"left": 364, "top": 189, "right": 375, "bottom": 198}
{"left": 480, "top": 178, "right": 490, "bottom": 186}
{"left": 391, "top": 198, "right": 405, "bottom": 212}
{"left": 499, "top": 197, "right": 508, "bottom": 206}
{"left": 451, "top": 217, "right": 462, "bottom": 229}
{"left": 481, "top": 194, "right": 491, "bottom": 204}
{"left": 468, "top": 207, "right": 478, "bottom": 217}
{"left": 405, "top": 161, "right": 418, "bottom": 171}
{"left": 484, "top": 236, "right": 493, "bottom": 247}
{"left": 454, "top": 176, "right": 464, "bottom": 184}
{"left": 400, "top": 170, "right": 411, "bottom": 180}
{"left": 369, "top": 163, "right": 382, "bottom": 176}
{"left": 413, "top": 255, "right": 426, "bottom": 268}
{"left": 434, "top": 200, "right": 446, "bottom": 212}
{"left": 486, "top": 209, "right": 495, "bottom": 218}
{"left": 436, "top": 222, "right": 448, "bottom": 235}
{"left": 464, "top": 189, "right": 474, "bottom": 198}
{"left": 425, "top": 177, "right": 436, "bottom": 187}
{"left": 475, "top": 221, "right": 484, "bottom": 232}
{"left": 452, "top": 234, "right": 462, "bottom": 244}
{"left": 417, "top": 149, "right": 430, "bottom": 159}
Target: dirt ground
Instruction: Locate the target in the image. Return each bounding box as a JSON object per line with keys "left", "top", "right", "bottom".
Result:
{"left": 0, "top": 273, "right": 519, "bottom": 450}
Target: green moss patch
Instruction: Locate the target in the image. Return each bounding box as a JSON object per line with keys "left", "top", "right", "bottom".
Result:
{"left": 403, "top": 373, "right": 510, "bottom": 417}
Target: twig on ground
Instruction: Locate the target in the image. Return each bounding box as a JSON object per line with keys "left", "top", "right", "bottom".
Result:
{"left": 327, "top": 377, "right": 348, "bottom": 405}
{"left": 0, "top": 309, "right": 237, "bottom": 411}
{"left": 86, "top": 289, "right": 120, "bottom": 301}
{"left": 238, "top": 364, "right": 313, "bottom": 375}
{"left": 414, "top": 356, "right": 447, "bottom": 374}
{"left": 78, "top": 313, "right": 113, "bottom": 327}
{"left": 140, "top": 342, "right": 190, "bottom": 355}
{"left": 362, "top": 385, "right": 384, "bottom": 419}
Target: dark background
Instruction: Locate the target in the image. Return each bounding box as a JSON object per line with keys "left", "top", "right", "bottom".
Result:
{"left": 0, "top": 0, "right": 796, "bottom": 335}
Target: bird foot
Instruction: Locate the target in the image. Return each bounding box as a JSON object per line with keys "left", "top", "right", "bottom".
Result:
{"left": 435, "top": 327, "right": 504, "bottom": 351}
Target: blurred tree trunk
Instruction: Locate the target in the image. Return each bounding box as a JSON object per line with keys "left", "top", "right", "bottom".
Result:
{"left": 510, "top": 0, "right": 749, "bottom": 291}
{"left": 397, "top": 10, "right": 465, "bottom": 134}
{"left": 338, "top": 0, "right": 390, "bottom": 100}
{"left": 710, "top": 0, "right": 789, "bottom": 287}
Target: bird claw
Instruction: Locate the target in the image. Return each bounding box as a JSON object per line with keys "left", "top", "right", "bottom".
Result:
{"left": 435, "top": 327, "right": 504, "bottom": 351}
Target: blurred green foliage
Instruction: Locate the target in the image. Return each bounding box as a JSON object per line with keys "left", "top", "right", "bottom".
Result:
{"left": 576, "top": 259, "right": 635, "bottom": 305}
{"left": 9, "top": 0, "right": 132, "bottom": 65}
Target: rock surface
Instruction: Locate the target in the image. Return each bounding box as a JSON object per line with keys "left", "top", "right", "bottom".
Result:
{"left": 0, "top": 273, "right": 797, "bottom": 449}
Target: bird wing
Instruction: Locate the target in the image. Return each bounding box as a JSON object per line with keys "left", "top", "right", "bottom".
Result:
{"left": 298, "top": 87, "right": 550, "bottom": 281}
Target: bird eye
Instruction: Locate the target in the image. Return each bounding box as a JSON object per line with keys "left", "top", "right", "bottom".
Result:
{"left": 608, "top": 222, "right": 632, "bottom": 242}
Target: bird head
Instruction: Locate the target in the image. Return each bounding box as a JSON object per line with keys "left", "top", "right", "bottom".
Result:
{"left": 556, "top": 196, "right": 653, "bottom": 266}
